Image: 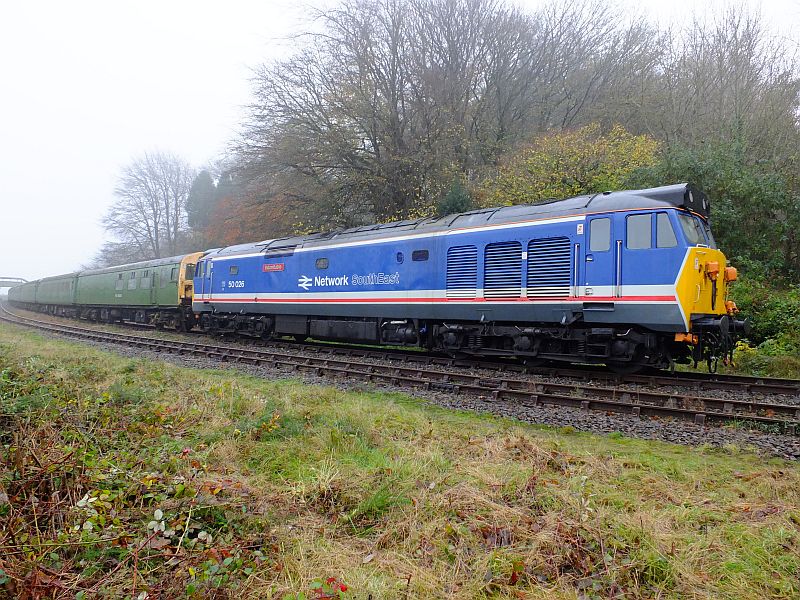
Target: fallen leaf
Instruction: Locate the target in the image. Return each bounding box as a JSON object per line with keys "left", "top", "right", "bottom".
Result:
{"left": 146, "top": 537, "right": 171, "bottom": 550}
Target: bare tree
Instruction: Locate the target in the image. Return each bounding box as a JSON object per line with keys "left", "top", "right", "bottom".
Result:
{"left": 625, "top": 8, "right": 800, "bottom": 157}
{"left": 100, "top": 151, "right": 196, "bottom": 263}
{"left": 237, "top": 0, "right": 798, "bottom": 234}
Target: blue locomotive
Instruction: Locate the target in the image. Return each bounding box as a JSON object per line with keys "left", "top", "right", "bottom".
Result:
{"left": 193, "top": 184, "right": 747, "bottom": 371}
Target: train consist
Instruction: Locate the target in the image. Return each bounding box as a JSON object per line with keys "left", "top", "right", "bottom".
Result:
{"left": 9, "top": 184, "right": 748, "bottom": 371}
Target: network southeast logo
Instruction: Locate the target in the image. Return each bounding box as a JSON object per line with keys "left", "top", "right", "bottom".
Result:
{"left": 298, "top": 275, "right": 349, "bottom": 290}
{"left": 297, "top": 272, "right": 399, "bottom": 290}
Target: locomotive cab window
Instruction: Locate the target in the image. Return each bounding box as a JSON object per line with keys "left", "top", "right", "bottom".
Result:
{"left": 701, "top": 220, "right": 717, "bottom": 248}
{"left": 626, "top": 213, "right": 652, "bottom": 249}
{"left": 185, "top": 264, "right": 196, "bottom": 279}
{"left": 170, "top": 267, "right": 178, "bottom": 282}
{"left": 315, "top": 257, "right": 329, "bottom": 270}
{"left": 678, "top": 213, "right": 705, "bottom": 246}
{"left": 412, "top": 249, "right": 429, "bottom": 262}
{"left": 589, "top": 218, "right": 611, "bottom": 252}
{"left": 656, "top": 213, "right": 678, "bottom": 248}
{"left": 229, "top": 265, "right": 239, "bottom": 276}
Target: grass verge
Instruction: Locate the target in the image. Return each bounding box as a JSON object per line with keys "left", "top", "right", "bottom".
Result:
{"left": 0, "top": 323, "right": 798, "bottom": 599}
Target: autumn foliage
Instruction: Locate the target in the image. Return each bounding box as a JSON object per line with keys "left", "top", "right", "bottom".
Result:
{"left": 202, "top": 193, "right": 297, "bottom": 248}
{"left": 480, "top": 124, "right": 660, "bottom": 207}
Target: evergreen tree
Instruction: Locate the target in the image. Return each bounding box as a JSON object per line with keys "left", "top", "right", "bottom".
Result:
{"left": 437, "top": 178, "right": 473, "bottom": 216}
{"left": 214, "top": 170, "right": 239, "bottom": 204}
{"left": 186, "top": 170, "right": 217, "bottom": 230}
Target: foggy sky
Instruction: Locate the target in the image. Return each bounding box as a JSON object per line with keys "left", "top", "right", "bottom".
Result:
{"left": 1, "top": 0, "right": 797, "bottom": 284}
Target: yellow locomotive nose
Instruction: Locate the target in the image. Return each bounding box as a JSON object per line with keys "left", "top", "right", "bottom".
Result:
{"left": 675, "top": 246, "right": 731, "bottom": 325}
{"left": 675, "top": 246, "right": 750, "bottom": 369}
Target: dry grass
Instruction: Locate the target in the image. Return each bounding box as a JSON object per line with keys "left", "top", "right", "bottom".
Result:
{"left": 0, "top": 323, "right": 799, "bottom": 599}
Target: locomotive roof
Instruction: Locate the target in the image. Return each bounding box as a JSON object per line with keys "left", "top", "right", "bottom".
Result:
{"left": 207, "top": 183, "right": 708, "bottom": 258}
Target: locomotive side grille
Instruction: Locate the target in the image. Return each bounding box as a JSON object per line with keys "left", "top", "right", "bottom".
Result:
{"left": 527, "top": 237, "right": 571, "bottom": 297}
{"left": 484, "top": 241, "right": 522, "bottom": 298}
{"left": 446, "top": 245, "right": 478, "bottom": 298}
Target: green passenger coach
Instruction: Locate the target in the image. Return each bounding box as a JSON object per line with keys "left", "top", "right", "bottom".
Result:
{"left": 8, "top": 252, "right": 204, "bottom": 331}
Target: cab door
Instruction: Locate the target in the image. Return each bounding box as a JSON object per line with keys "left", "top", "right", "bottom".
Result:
{"left": 584, "top": 216, "right": 618, "bottom": 298}
{"left": 203, "top": 261, "right": 213, "bottom": 303}
{"left": 195, "top": 260, "right": 205, "bottom": 300}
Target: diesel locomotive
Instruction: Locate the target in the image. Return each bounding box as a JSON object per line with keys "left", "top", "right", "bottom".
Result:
{"left": 192, "top": 183, "right": 747, "bottom": 371}
{"left": 9, "top": 184, "right": 748, "bottom": 372}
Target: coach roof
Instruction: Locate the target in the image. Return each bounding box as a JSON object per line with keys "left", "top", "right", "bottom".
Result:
{"left": 210, "top": 183, "right": 706, "bottom": 258}
{"left": 79, "top": 255, "right": 188, "bottom": 277}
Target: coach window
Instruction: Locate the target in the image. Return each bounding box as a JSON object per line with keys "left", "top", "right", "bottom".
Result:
{"left": 141, "top": 270, "right": 151, "bottom": 289}
{"left": 229, "top": 265, "right": 239, "bottom": 276}
{"left": 656, "top": 213, "right": 678, "bottom": 248}
{"left": 315, "top": 257, "right": 329, "bottom": 270}
{"left": 160, "top": 269, "right": 168, "bottom": 288}
{"left": 626, "top": 213, "right": 652, "bottom": 249}
{"left": 170, "top": 267, "right": 178, "bottom": 282}
{"left": 589, "top": 218, "right": 611, "bottom": 252}
{"left": 115, "top": 274, "right": 123, "bottom": 291}
{"left": 412, "top": 249, "right": 429, "bottom": 262}
{"left": 128, "top": 272, "right": 138, "bottom": 290}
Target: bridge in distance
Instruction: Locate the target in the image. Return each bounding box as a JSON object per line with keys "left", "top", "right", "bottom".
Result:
{"left": 0, "top": 277, "right": 27, "bottom": 288}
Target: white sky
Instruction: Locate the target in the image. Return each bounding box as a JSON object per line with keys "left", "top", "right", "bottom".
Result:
{"left": 0, "top": 0, "right": 797, "bottom": 283}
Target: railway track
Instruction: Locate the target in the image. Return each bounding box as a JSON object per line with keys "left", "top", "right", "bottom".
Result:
{"left": 287, "top": 342, "right": 800, "bottom": 396}
{"left": 11, "top": 305, "right": 796, "bottom": 396}
{"left": 2, "top": 304, "right": 799, "bottom": 436}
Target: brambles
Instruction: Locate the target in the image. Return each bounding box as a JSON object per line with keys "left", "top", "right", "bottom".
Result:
{"left": 0, "top": 342, "right": 269, "bottom": 598}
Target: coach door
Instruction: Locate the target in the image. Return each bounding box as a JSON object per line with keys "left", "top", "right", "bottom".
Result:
{"left": 584, "top": 216, "right": 618, "bottom": 299}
